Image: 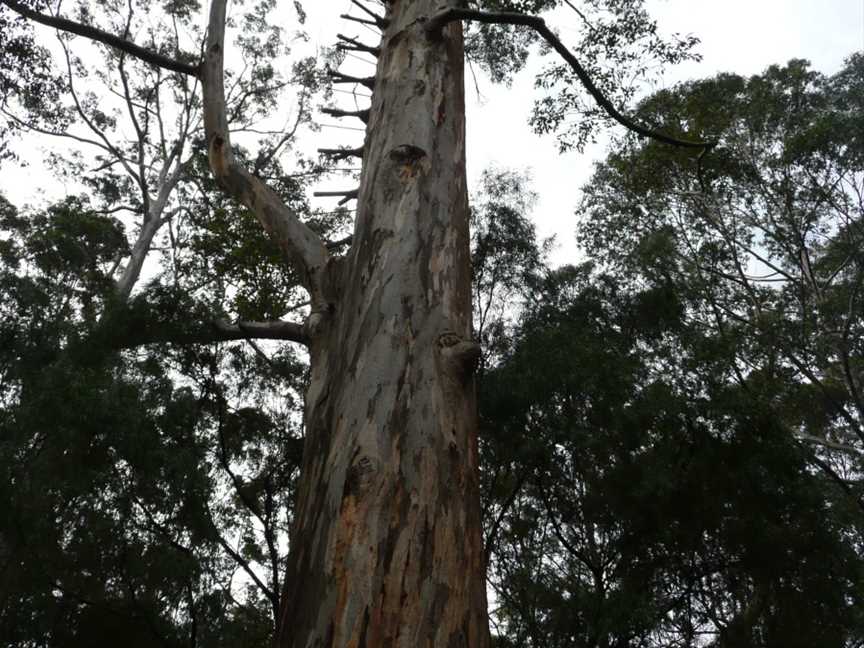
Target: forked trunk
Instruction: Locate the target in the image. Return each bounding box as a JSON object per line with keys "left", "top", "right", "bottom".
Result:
{"left": 276, "top": 1, "right": 490, "bottom": 646}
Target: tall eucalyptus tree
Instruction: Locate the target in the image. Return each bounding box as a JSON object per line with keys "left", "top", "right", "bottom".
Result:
{"left": 0, "top": 0, "right": 711, "bottom": 644}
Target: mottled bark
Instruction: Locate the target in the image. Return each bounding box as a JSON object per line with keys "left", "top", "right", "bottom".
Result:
{"left": 276, "top": 1, "right": 490, "bottom": 646}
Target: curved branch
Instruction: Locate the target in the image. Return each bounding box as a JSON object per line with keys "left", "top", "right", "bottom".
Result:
{"left": 426, "top": 8, "right": 716, "bottom": 150}
{"left": 203, "top": 0, "right": 329, "bottom": 299}
{"left": 0, "top": 0, "right": 199, "bottom": 76}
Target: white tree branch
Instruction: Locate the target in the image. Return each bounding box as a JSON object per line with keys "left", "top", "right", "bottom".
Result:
{"left": 202, "top": 0, "right": 329, "bottom": 300}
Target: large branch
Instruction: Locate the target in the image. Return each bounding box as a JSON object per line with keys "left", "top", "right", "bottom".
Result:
{"left": 426, "top": 8, "right": 717, "bottom": 150}
{"left": 108, "top": 318, "right": 309, "bottom": 348}
{"left": 0, "top": 0, "right": 199, "bottom": 76}
{"left": 203, "top": 0, "right": 329, "bottom": 299}
{"left": 795, "top": 433, "right": 863, "bottom": 456}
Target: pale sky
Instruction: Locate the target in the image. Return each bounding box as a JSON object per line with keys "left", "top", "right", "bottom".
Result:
{"left": 5, "top": 1, "right": 864, "bottom": 268}
{"left": 460, "top": 0, "right": 864, "bottom": 265}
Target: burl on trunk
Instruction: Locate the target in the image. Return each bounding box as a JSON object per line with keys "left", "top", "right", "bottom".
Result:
{"left": 276, "top": 2, "right": 491, "bottom": 646}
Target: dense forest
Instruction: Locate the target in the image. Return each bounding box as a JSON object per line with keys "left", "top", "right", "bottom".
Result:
{"left": 1, "top": 0, "right": 863, "bottom": 646}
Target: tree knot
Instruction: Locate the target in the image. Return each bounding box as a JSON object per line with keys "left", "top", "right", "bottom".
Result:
{"left": 344, "top": 454, "right": 378, "bottom": 498}
{"left": 389, "top": 144, "right": 430, "bottom": 183}
{"left": 438, "top": 331, "right": 481, "bottom": 377}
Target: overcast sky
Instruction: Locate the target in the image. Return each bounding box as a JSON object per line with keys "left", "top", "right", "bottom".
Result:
{"left": 459, "top": 0, "right": 864, "bottom": 265}
{"left": 6, "top": 0, "right": 864, "bottom": 268}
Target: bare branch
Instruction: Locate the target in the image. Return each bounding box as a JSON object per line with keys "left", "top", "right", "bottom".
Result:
{"left": 350, "top": 0, "right": 388, "bottom": 28}
{"left": 340, "top": 13, "right": 381, "bottom": 29}
{"left": 0, "top": 0, "right": 199, "bottom": 76}
{"left": 314, "top": 188, "right": 359, "bottom": 206}
{"left": 795, "top": 434, "right": 863, "bottom": 455}
{"left": 108, "top": 317, "right": 309, "bottom": 349}
{"left": 425, "top": 8, "right": 716, "bottom": 150}
{"left": 321, "top": 107, "right": 370, "bottom": 124}
{"left": 209, "top": 513, "right": 278, "bottom": 607}
{"left": 215, "top": 319, "right": 309, "bottom": 345}
{"left": 328, "top": 70, "right": 375, "bottom": 91}
{"left": 318, "top": 145, "right": 364, "bottom": 161}
{"left": 807, "top": 454, "right": 864, "bottom": 517}
{"left": 336, "top": 33, "right": 380, "bottom": 57}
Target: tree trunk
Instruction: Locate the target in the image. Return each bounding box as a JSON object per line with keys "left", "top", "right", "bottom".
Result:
{"left": 276, "top": 1, "right": 490, "bottom": 646}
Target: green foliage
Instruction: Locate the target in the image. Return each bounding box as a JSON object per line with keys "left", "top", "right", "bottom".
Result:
{"left": 528, "top": 1, "right": 701, "bottom": 150}
{"left": 480, "top": 265, "right": 864, "bottom": 647}
{"left": 0, "top": 2, "right": 69, "bottom": 160}
{"left": 0, "top": 193, "right": 308, "bottom": 644}
{"left": 4, "top": 0, "right": 864, "bottom": 645}
{"left": 464, "top": 0, "right": 699, "bottom": 121}
{"left": 471, "top": 168, "right": 550, "bottom": 367}
{"left": 477, "top": 55, "right": 864, "bottom": 647}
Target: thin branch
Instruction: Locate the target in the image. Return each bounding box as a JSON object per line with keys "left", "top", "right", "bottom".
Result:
{"left": 808, "top": 454, "right": 864, "bottom": 517}
{"left": 483, "top": 470, "right": 529, "bottom": 559}
{"left": 328, "top": 70, "right": 375, "bottom": 91}
{"left": 211, "top": 520, "right": 278, "bottom": 606}
{"left": 426, "top": 8, "right": 716, "bottom": 150}
{"left": 795, "top": 434, "right": 863, "bottom": 455}
{"left": 213, "top": 395, "right": 281, "bottom": 607}
{"left": 340, "top": 13, "right": 380, "bottom": 29}
{"left": 314, "top": 188, "right": 359, "bottom": 206}
{"left": 318, "top": 145, "right": 364, "bottom": 160}
{"left": 56, "top": 34, "right": 143, "bottom": 188}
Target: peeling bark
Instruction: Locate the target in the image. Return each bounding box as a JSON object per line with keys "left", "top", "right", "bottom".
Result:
{"left": 277, "top": 1, "right": 490, "bottom": 646}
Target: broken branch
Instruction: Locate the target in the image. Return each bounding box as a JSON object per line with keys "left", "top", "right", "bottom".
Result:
{"left": 336, "top": 34, "right": 381, "bottom": 57}
{"left": 321, "top": 107, "right": 370, "bottom": 124}
{"left": 350, "top": 0, "right": 388, "bottom": 28}
{"left": 314, "top": 188, "right": 360, "bottom": 206}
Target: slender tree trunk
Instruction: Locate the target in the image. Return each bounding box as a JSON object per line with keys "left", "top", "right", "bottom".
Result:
{"left": 276, "top": 1, "right": 490, "bottom": 646}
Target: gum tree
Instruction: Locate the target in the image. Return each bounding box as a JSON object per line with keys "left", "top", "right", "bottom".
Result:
{"left": 0, "top": 0, "right": 712, "bottom": 645}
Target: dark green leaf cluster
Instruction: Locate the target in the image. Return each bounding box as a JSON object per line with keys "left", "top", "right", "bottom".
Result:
{"left": 481, "top": 265, "right": 864, "bottom": 646}
{"left": 0, "top": 2, "right": 69, "bottom": 159}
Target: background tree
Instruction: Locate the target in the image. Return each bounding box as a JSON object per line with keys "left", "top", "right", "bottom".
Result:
{"left": 0, "top": 0, "right": 342, "bottom": 643}
{"left": 480, "top": 262, "right": 864, "bottom": 647}
{"left": 475, "top": 54, "right": 864, "bottom": 647}
{"left": 580, "top": 55, "right": 864, "bottom": 522}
